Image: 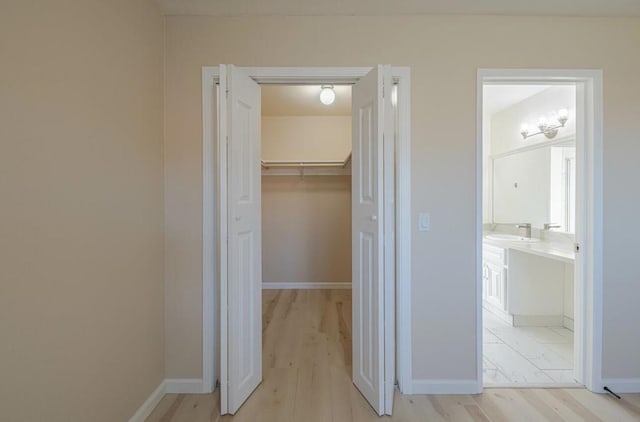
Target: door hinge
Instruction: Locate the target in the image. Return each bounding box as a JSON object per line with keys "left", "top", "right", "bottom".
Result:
{"left": 226, "top": 89, "right": 229, "bottom": 98}
{"left": 574, "top": 243, "right": 581, "bottom": 253}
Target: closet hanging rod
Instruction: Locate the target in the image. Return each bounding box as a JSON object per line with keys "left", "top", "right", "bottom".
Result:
{"left": 261, "top": 153, "right": 351, "bottom": 169}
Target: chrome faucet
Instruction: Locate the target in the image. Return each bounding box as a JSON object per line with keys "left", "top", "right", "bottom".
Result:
{"left": 515, "top": 223, "right": 532, "bottom": 238}
{"left": 544, "top": 223, "right": 561, "bottom": 230}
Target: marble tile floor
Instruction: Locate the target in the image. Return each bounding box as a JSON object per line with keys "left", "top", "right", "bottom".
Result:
{"left": 483, "top": 308, "right": 579, "bottom": 386}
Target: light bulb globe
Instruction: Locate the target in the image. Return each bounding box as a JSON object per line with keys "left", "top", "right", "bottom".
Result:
{"left": 320, "top": 87, "right": 336, "bottom": 105}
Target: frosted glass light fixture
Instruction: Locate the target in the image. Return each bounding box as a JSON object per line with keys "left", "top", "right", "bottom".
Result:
{"left": 557, "top": 108, "right": 569, "bottom": 123}
{"left": 520, "top": 108, "right": 570, "bottom": 140}
{"left": 537, "top": 116, "right": 548, "bottom": 130}
{"left": 319, "top": 85, "right": 336, "bottom": 105}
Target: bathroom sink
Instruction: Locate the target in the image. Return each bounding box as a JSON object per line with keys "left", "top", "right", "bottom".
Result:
{"left": 485, "top": 233, "right": 540, "bottom": 243}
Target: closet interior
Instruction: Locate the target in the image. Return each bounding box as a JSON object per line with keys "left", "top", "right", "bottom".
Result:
{"left": 261, "top": 84, "right": 353, "bottom": 288}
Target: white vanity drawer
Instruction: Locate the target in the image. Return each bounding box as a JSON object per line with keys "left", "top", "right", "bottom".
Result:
{"left": 483, "top": 244, "right": 507, "bottom": 266}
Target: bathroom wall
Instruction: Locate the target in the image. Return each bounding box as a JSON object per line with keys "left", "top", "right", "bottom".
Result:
{"left": 491, "top": 86, "right": 576, "bottom": 155}
{"left": 487, "top": 86, "right": 576, "bottom": 228}
{"left": 492, "top": 147, "right": 551, "bottom": 227}
{"left": 262, "top": 115, "right": 352, "bottom": 285}
{"left": 482, "top": 112, "right": 493, "bottom": 224}
{"left": 564, "top": 264, "right": 575, "bottom": 329}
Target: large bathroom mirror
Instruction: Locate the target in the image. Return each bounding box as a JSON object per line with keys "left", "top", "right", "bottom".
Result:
{"left": 492, "top": 140, "right": 576, "bottom": 233}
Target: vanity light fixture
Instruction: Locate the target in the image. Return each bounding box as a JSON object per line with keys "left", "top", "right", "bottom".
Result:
{"left": 319, "top": 85, "right": 336, "bottom": 105}
{"left": 520, "top": 108, "right": 569, "bottom": 140}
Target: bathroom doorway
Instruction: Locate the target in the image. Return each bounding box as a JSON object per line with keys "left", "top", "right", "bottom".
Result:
{"left": 477, "top": 70, "right": 604, "bottom": 391}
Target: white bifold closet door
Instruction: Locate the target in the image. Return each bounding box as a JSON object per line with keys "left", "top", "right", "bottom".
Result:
{"left": 352, "top": 65, "right": 395, "bottom": 416}
{"left": 220, "top": 64, "right": 262, "bottom": 415}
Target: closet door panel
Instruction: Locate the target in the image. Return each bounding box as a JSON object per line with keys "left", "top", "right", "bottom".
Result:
{"left": 352, "top": 65, "right": 393, "bottom": 416}
{"left": 224, "top": 64, "right": 262, "bottom": 415}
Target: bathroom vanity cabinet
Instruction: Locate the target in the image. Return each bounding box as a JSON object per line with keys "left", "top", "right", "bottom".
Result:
{"left": 483, "top": 239, "right": 574, "bottom": 329}
{"left": 483, "top": 244, "right": 508, "bottom": 315}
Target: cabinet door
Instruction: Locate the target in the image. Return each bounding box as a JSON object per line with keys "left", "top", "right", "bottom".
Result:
{"left": 482, "top": 264, "right": 489, "bottom": 300}
{"left": 498, "top": 267, "right": 507, "bottom": 311}
{"left": 487, "top": 262, "right": 506, "bottom": 311}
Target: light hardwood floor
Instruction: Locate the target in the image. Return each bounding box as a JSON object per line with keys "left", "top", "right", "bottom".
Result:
{"left": 146, "top": 290, "right": 640, "bottom": 422}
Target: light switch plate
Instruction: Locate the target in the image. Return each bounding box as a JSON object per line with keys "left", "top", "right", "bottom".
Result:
{"left": 418, "top": 212, "right": 430, "bottom": 231}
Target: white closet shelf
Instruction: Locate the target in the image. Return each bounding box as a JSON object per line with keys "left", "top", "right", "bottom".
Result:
{"left": 261, "top": 153, "right": 351, "bottom": 176}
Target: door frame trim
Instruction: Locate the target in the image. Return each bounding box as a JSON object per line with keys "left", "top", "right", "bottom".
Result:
{"left": 201, "top": 66, "right": 413, "bottom": 396}
{"left": 476, "top": 69, "right": 604, "bottom": 393}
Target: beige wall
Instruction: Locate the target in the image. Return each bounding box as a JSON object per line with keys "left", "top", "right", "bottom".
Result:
{"left": 262, "top": 176, "right": 352, "bottom": 284}
{"left": 262, "top": 116, "right": 351, "bottom": 161}
{"left": 0, "top": 1, "right": 165, "bottom": 420}
{"left": 164, "top": 15, "right": 640, "bottom": 382}
{"left": 262, "top": 116, "right": 352, "bottom": 285}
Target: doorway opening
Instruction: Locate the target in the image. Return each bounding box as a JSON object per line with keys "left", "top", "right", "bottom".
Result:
{"left": 260, "top": 84, "right": 353, "bottom": 291}
{"left": 202, "top": 66, "right": 413, "bottom": 416}
{"left": 260, "top": 83, "right": 356, "bottom": 416}
{"left": 482, "top": 83, "right": 579, "bottom": 386}
{"left": 477, "top": 69, "right": 604, "bottom": 392}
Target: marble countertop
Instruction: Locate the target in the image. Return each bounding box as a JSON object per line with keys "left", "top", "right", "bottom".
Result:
{"left": 483, "top": 234, "right": 575, "bottom": 264}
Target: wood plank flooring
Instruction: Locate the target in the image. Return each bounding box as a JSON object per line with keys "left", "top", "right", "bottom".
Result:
{"left": 146, "top": 290, "right": 640, "bottom": 422}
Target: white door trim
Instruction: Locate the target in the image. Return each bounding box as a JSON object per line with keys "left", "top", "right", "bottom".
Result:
{"left": 202, "top": 66, "right": 413, "bottom": 395}
{"left": 476, "top": 69, "right": 604, "bottom": 393}
{"left": 202, "top": 66, "right": 220, "bottom": 395}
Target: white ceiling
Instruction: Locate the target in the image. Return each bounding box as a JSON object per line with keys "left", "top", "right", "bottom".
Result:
{"left": 483, "top": 85, "right": 552, "bottom": 116}
{"left": 262, "top": 85, "right": 352, "bottom": 116}
{"left": 154, "top": 0, "right": 640, "bottom": 16}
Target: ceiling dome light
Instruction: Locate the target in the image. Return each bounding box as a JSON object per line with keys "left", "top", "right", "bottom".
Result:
{"left": 319, "top": 85, "right": 336, "bottom": 105}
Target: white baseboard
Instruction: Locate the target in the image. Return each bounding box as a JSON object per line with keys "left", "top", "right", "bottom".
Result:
{"left": 129, "top": 378, "right": 210, "bottom": 422}
{"left": 602, "top": 378, "right": 640, "bottom": 393}
{"left": 262, "top": 282, "right": 351, "bottom": 290}
{"left": 563, "top": 316, "right": 575, "bottom": 331}
{"left": 513, "top": 314, "right": 564, "bottom": 327}
{"left": 483, "top": 302, "right": 513, "bottom": 325}
{"left": 412, "top": 379, "right": 480, "bottom": 394}
{"left": 165, "top": 378, "right": 206, "bottom": 394}
{"left": 485, "top": 383, "right": 582, "bottom": 389}
{"left": 128, "top": 380, "right": 166, "bottom": 422}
